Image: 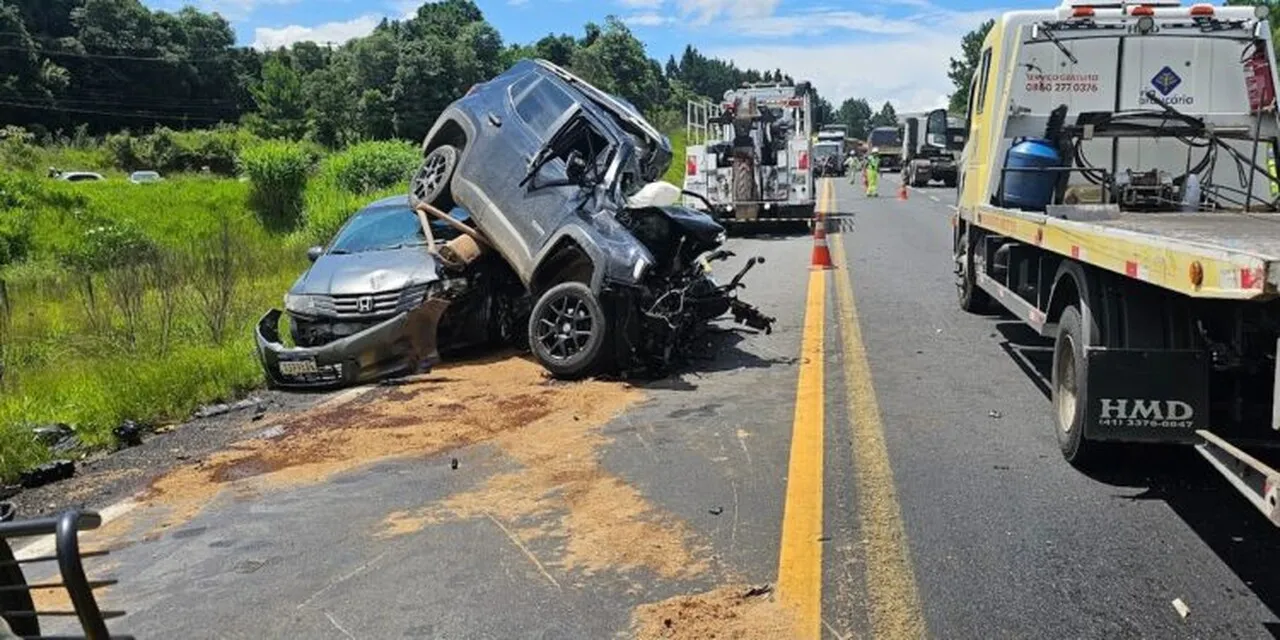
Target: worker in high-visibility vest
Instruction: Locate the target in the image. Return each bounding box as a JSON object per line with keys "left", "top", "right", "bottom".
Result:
{"left": 1269, "top": 144, "right": 1279, "bottom": 200}
{"left": 845, "top": 153, "right": 860, "bottom": 183}
{"left": 866, "top": 149, "right": 881, "bottom": 197}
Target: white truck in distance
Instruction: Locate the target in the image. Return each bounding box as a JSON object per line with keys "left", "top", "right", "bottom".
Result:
{"left": 683, "top": 82, "right": 817, "bottom": 230}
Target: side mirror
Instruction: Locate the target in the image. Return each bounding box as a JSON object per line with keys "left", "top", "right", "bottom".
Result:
{"left": 307, "top": 246, "right": 323, "bottom": 262}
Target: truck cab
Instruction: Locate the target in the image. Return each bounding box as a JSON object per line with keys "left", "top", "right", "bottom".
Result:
{"left": 903, "top": 109, "right": 967, "bottom": 188}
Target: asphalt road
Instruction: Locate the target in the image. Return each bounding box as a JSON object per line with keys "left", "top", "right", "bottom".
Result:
{"left": 17, "top": 176, "right": 1280, "bottom": 639}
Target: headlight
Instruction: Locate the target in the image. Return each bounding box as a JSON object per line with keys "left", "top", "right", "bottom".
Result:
{"left": 284, "top": 293, "right": 319, "bottom": 315}
{"left": 715, "top": 231, "right": 728, "bottom": 245}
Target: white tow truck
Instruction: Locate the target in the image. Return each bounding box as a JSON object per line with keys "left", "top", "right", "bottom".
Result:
{"left": 683, "top": 82, "right": 817, "bottom": 230}
{"left": 954, "top": 1, "right": 1280, "bottom": 525}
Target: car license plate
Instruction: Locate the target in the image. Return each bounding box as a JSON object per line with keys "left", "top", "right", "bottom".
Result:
{"left": 279, "top": 359, "right": 319, "bottom": 376}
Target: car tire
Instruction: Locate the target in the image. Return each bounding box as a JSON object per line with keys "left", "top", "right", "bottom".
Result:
{"left": 528, "top": 282, "right": 610, "bottom": 379}
{"left": 955, "top": 225, "right": 991, "bottom": 313}
{"left": 1053, "top": 305, "right": 1104, "bottom": 467}
{"left": 410, "top": 145, "right": 459, "bottom": 212}
{"left": 944, "top": 177, "right": 957, "bottom": 188}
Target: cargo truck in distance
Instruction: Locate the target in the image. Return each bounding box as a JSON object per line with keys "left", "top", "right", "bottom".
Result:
{"left": 903, "top": 109, "right": 967, "bottom": 188}
{"left": 815, "top": 124, "right": 849, "bottom": 176}
{"left": 868, "top": 126, "right": 904, "bottom": 172}
{"left": 684, "top": 82, "right": 817, "bottom": 231}
{"left": 953, "top": 0, "right": 1280, "bottom": 525}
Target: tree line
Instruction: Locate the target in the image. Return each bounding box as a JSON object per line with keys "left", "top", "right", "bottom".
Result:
{"left": 0, "top": 0, "right": 828, "bottom": 145}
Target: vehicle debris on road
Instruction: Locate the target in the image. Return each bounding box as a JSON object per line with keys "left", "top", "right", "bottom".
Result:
{"left": 256, "top": 58, "right": 775, "bottom": 387}
{"left": 18, "top": 460, "right": 75, "bottom": 489}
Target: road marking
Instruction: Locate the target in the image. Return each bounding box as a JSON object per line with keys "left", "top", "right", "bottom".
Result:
{"left": 830, "top": 228, "right": 928, "bottom": 639}
{"left": 776, "top": 179, "right": 830, "bottom": 639}
{"left": 14, "top": 498, "right": 140, "bottom": 560}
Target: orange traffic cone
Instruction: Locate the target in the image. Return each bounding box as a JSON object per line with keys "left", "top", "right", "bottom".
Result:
{"left": 898, "top": 179, "right": 909, "bottom": 201}
{"left": 810, "top": 214, "right": 834, "bottom": 271}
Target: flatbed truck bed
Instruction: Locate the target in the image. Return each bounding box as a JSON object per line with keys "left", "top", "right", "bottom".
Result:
{"left": 953, "top": 1, "right": 1280, "bottom": 527}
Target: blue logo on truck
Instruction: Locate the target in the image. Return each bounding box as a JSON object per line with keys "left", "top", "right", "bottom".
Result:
{"left": 1152, "top": 66, "right": 1182, "bottom": 96}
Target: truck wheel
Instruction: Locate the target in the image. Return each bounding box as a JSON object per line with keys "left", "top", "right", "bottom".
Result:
{"left": 529, "top": 282, "right": 609, "bottom": 379}
{"left": 1053, "top": 305, "right": 1104, "bottom": 466}
{"left": 955, "top": 226, "right": 991, "bottom": 313}
{"left": 409, "top": 145, "right": 459, "bottom": 212}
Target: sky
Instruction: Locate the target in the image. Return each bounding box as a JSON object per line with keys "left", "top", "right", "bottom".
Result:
{"left": 142, "top": 0, "right": 1011, "bottom": 113}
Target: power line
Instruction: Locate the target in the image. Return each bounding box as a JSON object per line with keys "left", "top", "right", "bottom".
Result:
{"left": 0, "top": 99, "right": 231, "bottom": 122}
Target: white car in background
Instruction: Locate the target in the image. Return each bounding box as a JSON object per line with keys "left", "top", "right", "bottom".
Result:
{"left": 128, "top": 170, "right": 162, "bottom": 184}
{"left": 55, "top": 171, "right": 104, "bottom": 183}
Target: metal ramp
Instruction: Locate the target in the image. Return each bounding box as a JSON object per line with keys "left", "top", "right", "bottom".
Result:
{"left": 1196, "top": 431, "right": 1280, "bottom": 526}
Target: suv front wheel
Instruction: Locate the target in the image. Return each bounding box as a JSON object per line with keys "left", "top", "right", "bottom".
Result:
{"left": 528, "top": 282, "right": 610, "bottom": 379}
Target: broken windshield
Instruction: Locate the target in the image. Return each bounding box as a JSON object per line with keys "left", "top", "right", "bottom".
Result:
{"left": 329, "top": 207, "right": 427, "bottom": 254}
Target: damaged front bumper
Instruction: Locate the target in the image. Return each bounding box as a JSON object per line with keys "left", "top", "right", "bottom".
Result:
{"left": 254, "top": 299, "right": 450, "bottom": 389}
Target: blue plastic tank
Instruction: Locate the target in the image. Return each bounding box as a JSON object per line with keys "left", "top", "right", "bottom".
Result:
{"left": 1002, "top": 138, "right": 1062, "bottom": 211}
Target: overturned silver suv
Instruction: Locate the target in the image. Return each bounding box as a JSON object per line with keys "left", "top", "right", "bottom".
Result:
{"left": 257, "top": 59, "right": 773, "bottom": 386}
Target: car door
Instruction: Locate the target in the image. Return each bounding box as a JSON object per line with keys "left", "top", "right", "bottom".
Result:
{"left": 490, "top": 74, "right": 592, "bottom": 276}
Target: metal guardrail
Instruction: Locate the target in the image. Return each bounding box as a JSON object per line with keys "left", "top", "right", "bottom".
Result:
{"left": 0, "top": 508, "right": 130, "bottom": 640}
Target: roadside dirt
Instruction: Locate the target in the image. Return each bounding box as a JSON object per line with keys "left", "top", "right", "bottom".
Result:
{"left": 79, "top": 353, "right": 662, "bottom": 566}
{"left": 378, "top": 370, "right": 709, "bottom": 581}
{"left": 630, "top": 585, "right": 795, "bottom": 639}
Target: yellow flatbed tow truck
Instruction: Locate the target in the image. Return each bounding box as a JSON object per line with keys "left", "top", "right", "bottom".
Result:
{"left": 954, "top": 1, "right": 1280, "bottom": 524}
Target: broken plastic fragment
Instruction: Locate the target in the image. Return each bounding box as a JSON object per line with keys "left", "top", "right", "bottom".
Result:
{"left": 1172, "top": 598, "right": 1190, "bottom": 619}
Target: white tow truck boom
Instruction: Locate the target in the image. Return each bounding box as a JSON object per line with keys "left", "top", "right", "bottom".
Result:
{"left": 683, "top": 82, "right": 817, "bottom": 230}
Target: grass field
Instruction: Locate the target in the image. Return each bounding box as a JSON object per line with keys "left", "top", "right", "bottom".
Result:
{"left": 0, "top": 142, "right": 407, "bottom": 482}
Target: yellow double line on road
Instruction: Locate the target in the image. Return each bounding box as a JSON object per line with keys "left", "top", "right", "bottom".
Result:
{"left": 776, "top": 179, "right": 927, "bottom": 639}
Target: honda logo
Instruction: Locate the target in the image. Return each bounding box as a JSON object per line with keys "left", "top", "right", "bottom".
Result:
{"left": 357, "top": 296, "right": 373, "bottom": 313}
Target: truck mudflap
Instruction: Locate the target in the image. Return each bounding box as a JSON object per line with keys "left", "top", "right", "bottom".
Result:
{"left": 1081, "top": 348, "right": 1210, "bottom": 443}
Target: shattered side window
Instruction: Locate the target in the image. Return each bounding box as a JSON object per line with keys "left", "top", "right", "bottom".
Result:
{"left": 515, "top": 77, "right": 577, "bottom": 139}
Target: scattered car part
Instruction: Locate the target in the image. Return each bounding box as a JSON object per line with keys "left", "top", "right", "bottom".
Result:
{"left": 112, "top": 420, "right": 144, "bottom": 449}
{"left": 18, "top": 460, "right": 74, "bottom": 489}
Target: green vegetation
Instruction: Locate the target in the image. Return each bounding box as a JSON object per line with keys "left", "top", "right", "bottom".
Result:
{"left": 0, "top": 135, "right": 398, "bottom": 482}
{"left": 323, "top": 141, "right": 421, "bottom": 194}
{"left": 239, "top": 141, "right": 319, "bottom": 231}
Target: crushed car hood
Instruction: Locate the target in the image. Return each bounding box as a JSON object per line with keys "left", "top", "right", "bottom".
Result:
{"left": 292, "top": 248, "right": 440, "bottom": 296}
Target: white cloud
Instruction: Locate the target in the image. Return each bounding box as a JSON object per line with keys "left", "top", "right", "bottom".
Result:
{"left": 624, "top": 12, "right": 672, "bottom": 27}
{"left": 620, "top": 0, "right": 664, "bottom": 8}
{"left": 251, "top": 14, "right": 382, "bottom": 50}
{"left": 677, "top": 0, "right": 780, "bottom": 25}
{"left": 707, "top": 7, "right": 1004, "bottom": 113}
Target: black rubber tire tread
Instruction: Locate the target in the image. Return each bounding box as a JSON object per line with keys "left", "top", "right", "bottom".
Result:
{"left": 528, "top": 282, "right": 610, "bottom": 380}
{"left": 956, "top": 225, "right": 992, "bottom": 313}
{"left": 409, "top": 144, "right": 459, "bottom": 212}
{"left": 1053, "top": 305, "right": 1105, "bottom": 467}
{"left": 732, "top": 157, "right": 759, "bottom": 220}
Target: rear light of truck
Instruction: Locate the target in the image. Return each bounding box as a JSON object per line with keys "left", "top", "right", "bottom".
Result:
{"left": 1129, "top": 5, "right": 1154, "bottom": 16}
{"left": 798, "top": 151, "right": 809, "bottom": 171}
{"left": 1072, "top": 6, "right": 1095, "bottom": 17}
{"left": 1189, "top": 4, "right": 1214, "bottom": 17}
{"left": 687, "top": 156, "right": 698, "bottom": 176}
